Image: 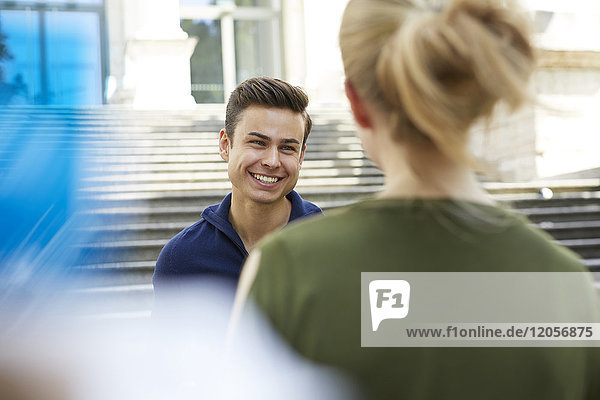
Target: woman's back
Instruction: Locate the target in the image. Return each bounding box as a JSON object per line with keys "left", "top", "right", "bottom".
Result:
{"left": 250, "top": 199, "right": 600, "bottom": 399}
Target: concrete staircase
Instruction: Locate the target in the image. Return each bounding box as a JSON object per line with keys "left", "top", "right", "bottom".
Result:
{"left": 488, "top": 182, "right": 600, "bottom": 271}
{"left": 1, "top": 106, "right": 598, "bottom": 318}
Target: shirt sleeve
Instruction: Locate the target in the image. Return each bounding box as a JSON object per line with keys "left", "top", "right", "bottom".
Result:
{"left": 153, "top": 236, "right": 176, "bottom": 286}
{"left": 152, "top": 235, "right": 182, "bottom": 311}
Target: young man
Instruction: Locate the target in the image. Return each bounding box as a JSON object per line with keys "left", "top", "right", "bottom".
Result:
{"left": 152, "top": 77, "right": 322, "bottom": 300}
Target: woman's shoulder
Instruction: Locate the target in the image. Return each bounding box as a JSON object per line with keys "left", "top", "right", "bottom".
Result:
{"left": 279, "top": 197, "right": 518, "bottom": 237}
{"left": 276, "top": 199, "right": 382, "bottom": 240}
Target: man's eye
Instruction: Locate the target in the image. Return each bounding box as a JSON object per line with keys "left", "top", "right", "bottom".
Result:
{"left": 250, "top": 140, "right": 266, "bottom": 146}
{"left": 281, "top": 146, "right": 297, "bottom": 152}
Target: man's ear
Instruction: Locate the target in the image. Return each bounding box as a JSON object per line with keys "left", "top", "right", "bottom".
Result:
{"left": 219, "top": 129, "right": 230, "bottom": 162}
{"left": 299, "top": 144, "right": 306, "bottom": 166}
{"left": 345, "top": 80, "right": 372, "bottom": 129}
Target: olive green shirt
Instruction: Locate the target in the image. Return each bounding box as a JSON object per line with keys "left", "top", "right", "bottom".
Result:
{"left": 251, "top": 199, "right": 600, "bottom": 400}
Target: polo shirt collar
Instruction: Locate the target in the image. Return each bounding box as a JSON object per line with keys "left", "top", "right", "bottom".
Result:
{"left": 202, "top": 190, "right": 309, "bottom": 244}
{"left": 197, "top": 193, "right": 242, "bottom": 254}
{"left": 287, "top": 189, "right": 310, "bottom": 222}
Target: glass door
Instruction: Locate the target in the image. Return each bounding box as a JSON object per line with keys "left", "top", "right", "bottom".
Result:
{"left": 180, "top": 0, "right": 281, "bottom": 103}
{"left": 0, "top": 9, "right": 41, "bottom": 105}
{"left": 0, "top": 1, "right": 105, "bottom": 105}
{"left": 181, "top": 18, "right": 225, "bottom": 103}
{"left": 45, "top": 10, "right": 103, "bottom": 105}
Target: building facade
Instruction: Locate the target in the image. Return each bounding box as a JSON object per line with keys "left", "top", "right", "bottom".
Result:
{"left": 0, "top": 0, "right": 347, "bottom": 107}
{"left": 0, "top": 0, "right": 598, "bottom": 180}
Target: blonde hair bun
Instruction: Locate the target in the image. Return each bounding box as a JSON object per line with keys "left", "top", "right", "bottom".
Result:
{"left": 340, "top": 0, "right": 536, "bottom": 163}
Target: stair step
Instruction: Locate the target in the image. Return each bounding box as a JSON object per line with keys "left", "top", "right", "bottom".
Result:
{"left": 74, "top": 268, "right": 154, "bottom": 286}
{"left": 556, "top": 238, "right": 600, "bottom": 259}
{"left": 86, "top": 143, "right": 366, "bottom": 156}
{"left": 86, "top": 158, "right": 376, "bottom": 173}
{"left": 72, "top": 262, "right": 155, "bottom": 286}
{"left": 80, "top": 238, "right": 168, "bottom": 249}
{"left": 85, "top": 207, "right": 204, "bottom": 224}
{"left": 84, "top": 184, "right": 381, "bottom": 202}
{"left": 516, "top": 205, "right": 600, "bottom": 223}
{"left": 538, "top": 220, "right": 600, "bottom": 240}
{"left": 72, "top": 134, "right": 362, "bottom": 145}
{"left": 75, "top": 260, "right": 156, "bottom": 271}
{"left": 585, "top": 259, "right": 600, "bottom": 270}
{"left": 483, "top": 179, "right": 600, "bottom": 195}
{"left": 84, "top": 167, "right": 382, "bottom": 185}
{"left": 82, "top": 198, "right": 356, "bottom": 228}
{"left": 0, "top": 124, "right": 214, "bottom": 135}
{"left": 82, "top": 176, "right": 385, "bottom": 194}
{"left": 82, "top": 222, "right": 192, "bottom": 241}
{"left": 85, "top": 150, "right": 369, "bottom": 164}
{"left": 63, "top": 283, "right": 154, "bottom": 315}
{"left": 507, "top": 195, "right": 600, "bottom": 210}
{"left": 79, "top": 240, "right": 166, "bottom": 264}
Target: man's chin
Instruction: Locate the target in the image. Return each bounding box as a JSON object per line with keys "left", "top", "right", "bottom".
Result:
{"left": 246, "top": 189, "right": 291, "bottom": 205}
{"left": 250, "top": 195, "right": 286, "bottom": 205}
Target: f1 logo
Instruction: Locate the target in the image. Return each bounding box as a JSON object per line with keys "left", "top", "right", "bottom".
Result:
{"left": 369, "top": 280, "right": 411, "bottom": 331}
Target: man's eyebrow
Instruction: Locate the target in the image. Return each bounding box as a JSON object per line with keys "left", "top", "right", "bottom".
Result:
{"left": 248, "top": 132, "right": 270, "bottom": 141}
{"left": 248, "top": 132, "right": 300, "bottom": 145}
{"left": 281, "top": 138, "right": 301, "bottom": 145}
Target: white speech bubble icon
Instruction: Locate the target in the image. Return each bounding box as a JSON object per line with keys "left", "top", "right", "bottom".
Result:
{"left": 369, "top": 280, "right": 411, "bottom": 331}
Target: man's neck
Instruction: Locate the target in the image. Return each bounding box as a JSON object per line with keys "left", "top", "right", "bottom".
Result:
{"left": 228, "top": 191, "right": 292, "bottom": 252}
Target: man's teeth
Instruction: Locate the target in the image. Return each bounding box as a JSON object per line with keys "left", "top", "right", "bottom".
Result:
{"left": 252, "top": 173, "right": 279, "bottom": 184}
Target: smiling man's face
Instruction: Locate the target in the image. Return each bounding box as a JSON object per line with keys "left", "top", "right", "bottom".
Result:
{"left": 219, "top": 105, "right": 306, "bottom": 206}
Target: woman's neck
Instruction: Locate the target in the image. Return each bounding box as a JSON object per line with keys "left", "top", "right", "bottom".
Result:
{"left": 377, "top": 142, "right": 494, "bottom": 206}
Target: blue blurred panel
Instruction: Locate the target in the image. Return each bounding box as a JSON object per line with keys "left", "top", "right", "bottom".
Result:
{"left": 45, "top": 11, "right": 102, "bottom": 105}
{"left": 0, "top": 109, "right": 95, "bottom": 321}
{"left": 0, "top": 9, "right": 41, "bottom": 105}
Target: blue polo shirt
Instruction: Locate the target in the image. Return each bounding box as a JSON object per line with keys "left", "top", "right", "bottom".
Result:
{"left": 152, "top": 190, "right": 322, "bottom": 292}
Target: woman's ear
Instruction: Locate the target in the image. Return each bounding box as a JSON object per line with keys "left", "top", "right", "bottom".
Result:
{"left": 219, "top": 129, "right": 230, "bottom": 162}
{"left": 345, "top": 80, "right": 373, "bottom": 129}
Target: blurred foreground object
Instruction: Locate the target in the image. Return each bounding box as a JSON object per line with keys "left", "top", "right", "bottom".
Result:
{"left": 0, "top": 107, "right": 91, "bottom": 329}
{"left": 0, "top": 279, "right": 355, "bottom": 400}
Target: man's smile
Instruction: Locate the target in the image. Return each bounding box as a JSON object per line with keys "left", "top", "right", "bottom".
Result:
{"left": 250, "top": 172, "right": 283, "bottom": 184}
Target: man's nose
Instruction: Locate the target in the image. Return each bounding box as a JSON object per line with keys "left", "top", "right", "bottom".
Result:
{"left": 262, "top": 147, "right": 281, "bottom": 168}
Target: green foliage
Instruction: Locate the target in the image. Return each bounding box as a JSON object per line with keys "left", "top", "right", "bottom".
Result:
{"left": 0, "top": 28, "right": 12, "bottom": 82}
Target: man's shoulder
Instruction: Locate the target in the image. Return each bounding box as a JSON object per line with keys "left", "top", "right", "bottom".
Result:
{"left": 289, "top": 190, "right": 324, "bottom": 220}
{"left": 153, "top": 209, "right": 246, "bottom": 280}
{"left": 300, "top": 198, "right": 322, "bottom": 215}
{"left": 179, "top": 217, "right": 211, "bottom": 238}
{"left": 155, "top": 218, "right": 211, "bottom": 271}
{"left": 167, "top": 218, "right": 209, "bottom": 249}
{"left": 155, "top": 214, "right": 237, "bottom": 275}
{"left": 163, "top": 196, "right": 229, "bottom": 250}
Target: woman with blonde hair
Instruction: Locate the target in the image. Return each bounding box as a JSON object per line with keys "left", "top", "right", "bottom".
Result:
{"left": 233, "top": 0, "right": 600, "bottom": 398}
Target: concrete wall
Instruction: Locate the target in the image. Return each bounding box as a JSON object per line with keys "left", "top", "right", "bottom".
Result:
{"left": 535, "top": 68, "right": 600, "bottom": 178}
{"left": 469, "top": 10, "right": 600, "bottom": 181}
{"left": 302, "top": 0, "right": 347, "bottom": 106}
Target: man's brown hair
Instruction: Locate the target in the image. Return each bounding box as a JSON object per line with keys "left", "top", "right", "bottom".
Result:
{"left": 225, "top": 76, "right": 312, "bottom": 147}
